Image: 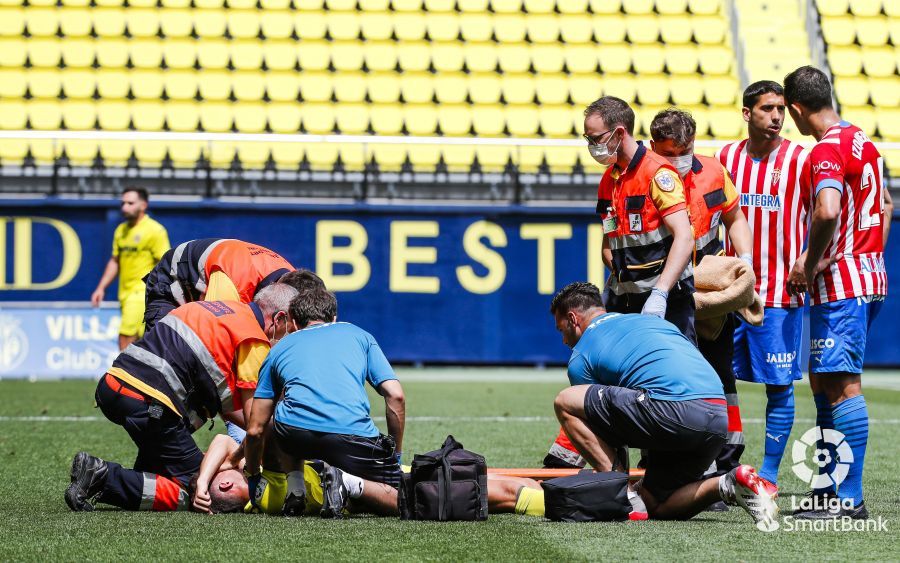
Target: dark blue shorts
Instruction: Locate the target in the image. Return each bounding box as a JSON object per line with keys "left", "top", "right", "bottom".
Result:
{"left": 583, "top": 384, "right": 727, "bottom": 502}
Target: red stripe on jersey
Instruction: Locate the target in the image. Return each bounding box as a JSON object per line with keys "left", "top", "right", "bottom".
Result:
{"left": 718, "top": 138, "right": 809, "bottom": 308}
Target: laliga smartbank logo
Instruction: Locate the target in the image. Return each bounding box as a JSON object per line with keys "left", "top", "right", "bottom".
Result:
{"left": 0, "top": 315, "right": 29, "bottom": 373}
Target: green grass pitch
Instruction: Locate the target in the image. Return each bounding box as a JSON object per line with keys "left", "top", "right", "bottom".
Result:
{"left": 1, "top": 369, "right": 899, "bottom": 561}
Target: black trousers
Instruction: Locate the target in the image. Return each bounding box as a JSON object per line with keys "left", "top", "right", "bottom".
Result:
{"left": 698, "top": 314, "right": 744, "bottom": 476}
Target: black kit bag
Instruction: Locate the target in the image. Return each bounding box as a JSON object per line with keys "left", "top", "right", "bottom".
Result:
{"left": 541, "top": 471, "right": 632, "bottom": 522}
{"left": 398, "top": 435, "right": 488, "bottom": 521}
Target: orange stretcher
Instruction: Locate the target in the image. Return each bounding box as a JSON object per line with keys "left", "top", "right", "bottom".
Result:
{"left": 488, "top": 468, "right": 645, "bottom": 481}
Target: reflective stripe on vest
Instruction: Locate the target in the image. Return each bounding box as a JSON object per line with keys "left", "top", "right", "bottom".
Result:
{"left": 168, "top": 241, "right": 190, "bottom": 305}
{"left": 195, "top": 239, "right": 231, "bottom": 293}
{"left": 159, "top": 314, "right": 234, "bottom": 414}
{"left": 607, "top": 224, "right": 671, "bottom": 250}
{"left": 695, "top": 228, "right": 719, "bottom": 251}
{"left": 607, "top": 263, "right": 694, "bottom": 296}
{"left": 121, "top": 344, "right": 205, "bottom": 429}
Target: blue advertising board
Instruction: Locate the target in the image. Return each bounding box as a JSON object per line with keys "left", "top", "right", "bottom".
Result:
{"left": 1, "top": 198, "right": 899, "bottom": 376}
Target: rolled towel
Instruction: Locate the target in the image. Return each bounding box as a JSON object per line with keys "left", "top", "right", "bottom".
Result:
{"left": 693, "top": 255, "right": 764, "bottom": 340}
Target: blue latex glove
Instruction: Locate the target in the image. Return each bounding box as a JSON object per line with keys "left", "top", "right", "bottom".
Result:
{"left": 641, "top": 287, "right": 669, "bottom": 318}
{"left": 739, "top": 253, "right": 754, "bottom": 270}
{"left": 246, "top": 471, "right": 262, "bottom": 509}
{"left": 395, "top": 452, "right": 402, "bottom": 465}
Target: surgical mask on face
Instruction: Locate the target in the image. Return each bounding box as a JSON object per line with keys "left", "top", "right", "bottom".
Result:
{"left": 666, "top": 154, "right": 693, "bottom": 177}
{"left": 588, "top": 132, "right": 621, "bottom": 166}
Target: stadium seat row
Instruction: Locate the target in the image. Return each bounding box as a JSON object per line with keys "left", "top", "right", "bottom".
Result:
{"left": 819, "top": 15, "right": 900, "bottom": 46}
{"left": 0, "top": 8, "right": 729, "bottom": 46}
{"left": 834, "top": 76, "right": 900, "bottom": 107}
{"left": 0, "top": 0, "right": 724, "bottom": 16}
{"left": 817, "top": 0, "right": 900, "bottom": 17}
{"left": 0, "top": 38, "right": 735, "bottom": 75}
{"left": 0, "top": 100, "right": 755, "bottom": 138}
{"left": 828, "top": 45, "right": 900, "bottom": 77}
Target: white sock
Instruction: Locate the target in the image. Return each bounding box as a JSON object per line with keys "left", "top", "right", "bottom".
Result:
{"left": 627, "top": 488, "right": 647, "bottom": 514}
{"left": 718, "top": 474, "right": 735, "bottom": 504}
{"left": 341, "top": 472, "right": 365, "bottom": 499}
{"left": 287, "top": 471, "right": 306, "bottom": 497}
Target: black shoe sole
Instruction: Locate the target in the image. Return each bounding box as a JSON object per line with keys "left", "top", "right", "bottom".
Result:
{"left": 320, "top": 469, "right": 346, "bottom": 519}
{"left": 65, "top": 452, "right": 94, "bottom": 512}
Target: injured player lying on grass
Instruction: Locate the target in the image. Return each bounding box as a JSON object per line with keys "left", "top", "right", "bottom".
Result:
{"left": 194, "top": 433, "right": 546, "bottom": 518}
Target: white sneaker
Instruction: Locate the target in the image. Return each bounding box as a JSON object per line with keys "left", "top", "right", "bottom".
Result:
{"left": 720, "top": 465, "right": 779, "bottom": 525}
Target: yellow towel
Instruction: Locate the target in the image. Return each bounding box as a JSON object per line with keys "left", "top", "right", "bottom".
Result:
{"left": 693, "top": 255, "right": 765, "bottom": 340}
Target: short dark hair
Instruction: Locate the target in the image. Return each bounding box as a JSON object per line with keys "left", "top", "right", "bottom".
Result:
{"left": 209, "top": 487, "right": 246, "bottom": 514}
{"left": 584, "top": 96, "right": 635, "bottom": 136}
{"left": 289, "top": 286, "right": 337, "bottom": 328}
{"left": 650, "top": 108, "right": 696, "bottom": 146}
{"left": 279, "top": 269, "right": 326, "bottom": 293}
{"left": 742, "top": 80, "right": 784, "bottom": 110}
{"left": 550, "top": 282, "right": 604, "bottom": 316}
{"left": 123, "top": 186, "right": 149, "bottom": 202}
{"left": 783, "top": 66, "right": 833, "bottom": 111}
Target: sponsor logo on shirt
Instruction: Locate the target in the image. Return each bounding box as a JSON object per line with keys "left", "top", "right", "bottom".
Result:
{"left": 739, "top": 193, "right": 781, "bottom": 210}
{"left": 812, "top": 160, "right": 841, "bottom": 175}
{"left": 770, "top": 168, "right": 781, "bottom": 187}
{"left": 859, "top": 255, "right": 886, "bottom": 274}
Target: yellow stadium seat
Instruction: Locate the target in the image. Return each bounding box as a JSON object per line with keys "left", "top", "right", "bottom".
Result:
{"left": 697, "top": 44, "right": 732, "bottom": 74}
{"left": 396, "top": 41, "right": 430, "bottom": 72}
{"left": 636, "top": 75, "right": 670, "bottom": 106}
{"left": 198, "top": 71, "right": 231, "bottom": 101}
{"left": 524, "top": 0, "right": 554, "bottom": 12}
{"left": 849, "top": 0, "right": 882, "bottom": 16}
{"left": 870, "top": 77, "right": 900, "bottom": 107}
{"left": 693, "top": 15, "right": 726, "bottom": 44}
{"left": 165, "top": 102, "right": 199, "bottom": 132}
{"left": 61, "top": 38, "right": 94, "bottom": 68}
{"left": 331, "top": 41, "right": 364, "bottom": 71}
{"left": 359, "top": 13, "right": 393, "bottom": 41}
{"left": 130, "top": 70, "right": 164, "bottom": 100}
{"left": 423, "top": 0, "right": 454, "bottom": 9}
{"left": 459, "top": 13, "right": 493, "bottom": 42}
{"left": 688, "top": 0, "right": 720, "bottom": 14}
{"left": 494, "top": 14, "right": 527, "bottom": 42}
{"left": 231, "top": 41, "right": 263, "bottom": 70}
{"left": 363, "top": 41, "right": 398, "bottom": 72}
{"left": 326, "top": 11, "right": 360, "bottom": 41}
{"left": 60, "top": 8, "right": 92, "bottom": 37}
{"left": 196, "top": 40, "right": 229, "bottom": 69}
{"left": 665, "top": 44, "right": 699, "bottom": 74}
{"left": 98, "top": 140, "right": 132, "bottom": 166}
{"left": 199, "top": 102, "right": 233, "bottom": 132}
{"left": 233, "top": 71, "right": 265, "bottom": 101}
{"left": 394, "top": 13, "right": 427, "bottom": 41}
{"left": 159, "top": 9, "right": 192, "bottom": 38}
{"left": 326, "top": 0, "right": 357, "bottom": 8}
{"left": 298, "top": 72, "right": 332, "bottom": 102}
{"left": 208, "top": 141, "right": 238, "bottom": 169}
{"left": 497, "top": 43, "right": 531, "bottom": 73}
{"left": 476, "top": 146, "right": 513, "bottom": 173}
{"left": 399, "top": 73, "right": 434, "bottom": 104}
{"left": 623, "top": 0, "right": 654, "bottom": 14}
{"left": 0, "top": 39, "right": 25, "bottom": 69}
{"left": 263, "top": 41, "right": 297, "bottom": 71}
{"left": 601, "top": 74, "right": 637, "bottom": 102}
{"left": 569, "top": 74, "right": 601, "bottom": 105}
{"left": 228, "top": 10, "right": 261, "bottom": 40}
{"left": 438, "top": 105, "right": 472, "bottom": 136}
{"left": 434, "top": 75, "right": 468, "bottom": 104}
{"left": 834, "top": 76, "right": 871, "bottom": 105}
{"left": 626, "top": 15, "right": 659, "bottom": 44}
{"left": 163, "top": 40, "right": 197, "bottom": 69}
{"left": 60, "top": 69, "right": 95, "bottom": 99}
{"left": 564, "top": 45, "right": 599, "bottom": 74}
{"left": 260, "top": 12, "right": 292, "bottom": 40}
{"left": 631, "top": 44, "right": 666, "bottom": 74}
{"left": 370, "top": 144, "right": 406, "bottom": 172}
{"left": 161, "top": 0, "right": 191, "bottom": 7}
{"left": 295, "top": 0, "right": 325, "bottom": 8}
{"left": 540, "top": 106, "right": 575, "bottom": 137}
{"left": 369, "top": 104, "right": 404, "bottom": 134}
{"left": 515, "top": 146, "right": 543, "bottom": 173}
{"left": 659, "top": 15, "right": 696, "bottom": 44}
{"left": 656, "top": 0, "right": 688, "bottom": 15}
{"left": 334, "top": 103, "right": 369, "bottom": 134}
{"left": 856, "top": 16, "right": 889, "bottom": 47}
{"left": 61, "top": 101, "right": 96, "bottom": 130}
{"left": 296, "top": 41, "right": 330, "bottom": 71}
{"left": 234, "top": 104, "right": 267, "bottom": 133}
{"left": 432, "top": 42, "right": 464, "bottom": 72}
{"left": 270, "top": 143, "right": 302, "bottom": 169}
{"left": 470, "top": 105, "right": 505, "bottom": 136}
{"left": 535, "top": 76, "right": 569, "bottom": 105}
{"left": 704, "top": 75, "right": 738, "bottom": 105}
{"left": 403, "top": 104, "right": 438, "bottom": 135}
{"left": 889, "top": 19, "right": 900, "bottom": 44}
{"left": 817, "top": 0, "right": 849, "bottom": 15}
{"left": 126, "top": 8, "right": 161, "bottom": 38}
{"left": 25, "top": 139, "right": 58, "bottom": 166}
{"left": 886, "top": 0, "right": 900, "bottom": 16}
{"left": 27, "top": 69, "right": 60, "bottom": 99}
{"left": 441, "top": 145, "right": 475, "bottom": 172}
{"left": 597, "top": 44, "right": 631, "bottom": 74}
{"left": 60, "top": 139, "right": 98, "bottom": 166}
{"left": 559, "top": 14, "right": 593, "bottom": 43}
{"left": 591, "top": 14, "right": 625, "bottom": 44}
{"left": 130, "top": 39, "right": 163, "bottom": 69}
{"left": 261, "top": 0, "right": 291, "bottom": 8}
{"left": 501, "top": 74, "right": 535, "bottom": 104}
{"left": 295, "top": 12, "right": 327, "bottom": 39}
{"left": 96, "top": 69, "right": 128, "bottom": 99}
{"left": 708, "top": 106, "right": 743, "bottom": 138}
{"left": 505, "top": 105, "right": 539, "bottom": 137}
{"left": 0, "top": 101, "right": 27, "bottom": 131}
{"left": 467, "top": 73, "right": 502, "bottom": 104}
{"left": 464, "top": 43, "right": 498, "bottom": 73}
{"left": 425, "top": 13, "right": 459, "bottom": 41}
{"left": 303, "top": 144, "right": 337, "bottom": 171}
{"left": 531, "top": 44, "right": 564, "bottom": 73}
{"left": 27, "top": 100, "right": 62, "bottom": 130}
{"left": 876, "top": 108, "right": 900, "bottom": 140}
{"left": 458, "top": 0, "right": 489, "bottom": 10}
{"left": 265, "top": 72, "right": 301, "bottom": 102}
{"left": 527, "top": 15, "right": 560, "bottom": 43}
{"left": 26, "top": 38, "right": 62, "bottom": 68}
{"left": 843, "top": 106, "right": 878, "bottom": 137}
{"left": 367, "top": 72, "right": 402, "bottom": 103}
{"left": 333, "top": 73, "right": 367, "bottom": 103}
{"left": 828, "top": 45, "right": 864, "bottom": 76}
{"left": 25, "top": 8, "right": 58, "bottom": 37}
{"left": 96, "top": 101, "right": 131, "bottom": 130}
{"left": 0, "top": 69, "right": 26, "bottom": 98}
{"left": 821, "top": 16, "right": 856, "bottom": 45}
{"left": 588, "top": 0, "right": 620, "bottom": 14}
{"left": 491, "top": 0, "right": 522, "bottom": 12}
{"left": 62, "top": 0, "right": 92, "bottom": 6}
{"left": 862, "top": 46, "right": 897, "bottom": 77}
{"left": 360, "top": 0, "right": 389, "bottom": 8}
{"left": 669, "top": 75, "right": 704, "bottom": 105}
{"left": 167, "top": 140, "right": 205, "bottom": 168}
{"left": 93, "top": 8, "right": 126, "bottom": 37}
{"left": 132, "top": 100, "right": 165, "bottom": 131}
{"left": 337, "top": 144, "right": 366, "bottom": 171}
{"left": 301, "top": 102, "right": 336, "bottom": 133}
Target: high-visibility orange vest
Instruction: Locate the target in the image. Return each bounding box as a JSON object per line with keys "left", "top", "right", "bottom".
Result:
{"left": 684, "top": 155, "right": 732, "bottom": 265}
{"left": 110, "top": 300, "right": 269, "bottom": 429}
{"left": 597, "top": 145, "right": 693, "bottom": 298}
{"left": 205, "top": 240, "right": 294, "bottom": 303}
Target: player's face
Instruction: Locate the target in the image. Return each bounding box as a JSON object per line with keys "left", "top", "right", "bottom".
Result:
{"left": 649, "top": 138, "right": 693, "bottom": 158}
{"left": 213, "top": 469, "right": 250, "bottom": 505}
{"left": 554, "top": 311, "right": 579, "bottom": 348}
{"left": 744, "top": 93, "right": 785, "bottom": 140}
{"left": 120, "top": 191, "right": 146, "bottom": 222}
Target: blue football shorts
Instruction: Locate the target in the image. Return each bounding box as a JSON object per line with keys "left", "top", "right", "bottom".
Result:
{"left": 733, "top": 307, "right": 804, "bottom": 386}
{"left": 809, "top": 296, "right": 884, "bottom": 374}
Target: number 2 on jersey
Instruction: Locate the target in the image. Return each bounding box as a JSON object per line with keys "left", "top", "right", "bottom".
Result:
{"left": 858, "top": 158, "right": 884, "bottom": 231}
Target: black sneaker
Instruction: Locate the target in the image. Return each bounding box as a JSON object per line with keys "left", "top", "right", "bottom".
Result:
{"left": 794, "top": 501, "right": 869, "bottom": 520}
{"left": 282, "top": 492, "right": 307, "bottom": 517}
{"left": 319, "top": 464, "right": 349, "bottom": 519}
{"left": 64, "top": 452, "right": 109, "bottom": 512}
{"left": 791, "top": 490, "right": 836, "bottom": 515}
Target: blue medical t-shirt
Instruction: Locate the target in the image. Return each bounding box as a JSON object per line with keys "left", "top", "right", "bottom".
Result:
{"left": 255, "top": 322, "right": 396, "bottom": 437}
{"left": 567, "top": 313, "right": 724, "bottom": 401}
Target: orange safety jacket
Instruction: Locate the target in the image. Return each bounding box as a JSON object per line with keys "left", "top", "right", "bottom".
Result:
{"left": 109, "top": 301, "right": 269, "bottom": 430}
{"left": 684, "top": 155, "right": 735, "bottom": 265}
{"left": 205, "top": 240, "right": 294, "bottom": 303}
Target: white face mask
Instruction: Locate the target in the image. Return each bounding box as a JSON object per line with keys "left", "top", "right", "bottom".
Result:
{"left": 666, "top": 154, "right": 693, "bottom": 177}
{"left": 588, "top": 132, "right": 621, "bottom": 166}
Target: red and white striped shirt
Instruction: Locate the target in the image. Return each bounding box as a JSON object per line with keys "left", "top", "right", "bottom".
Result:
{"left": 717, "top": 139, "right": 810, "bottom": 308}
{"left": 806, "top": 121, "right": 887, "bottom": 304}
